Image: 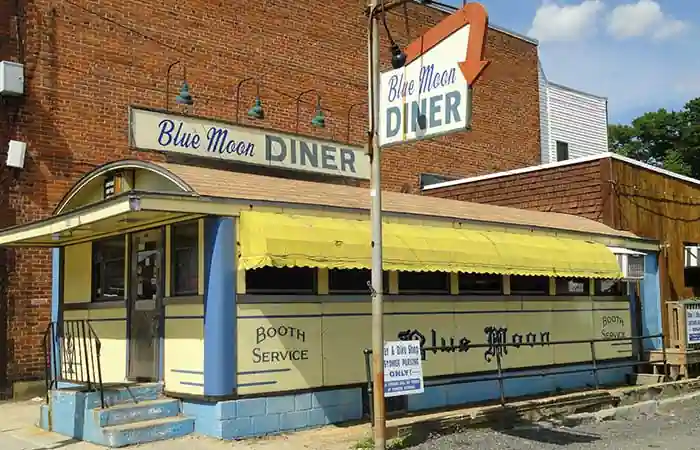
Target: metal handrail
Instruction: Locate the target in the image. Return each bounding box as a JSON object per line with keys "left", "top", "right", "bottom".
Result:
{"left": 43, "top": 320, "right": 105, "bottom": 409}
{"left": 363, "top": 333, "right": 667, "bottom": 424}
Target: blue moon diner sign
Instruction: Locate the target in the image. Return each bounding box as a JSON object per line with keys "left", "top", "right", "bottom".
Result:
{"left": 128, "top": 106, "right": 370, "bottom": 180}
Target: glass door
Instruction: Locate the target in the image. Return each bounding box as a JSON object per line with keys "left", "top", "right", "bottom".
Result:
{"left": 127, "top": 228, "right": 164, "bottom": 381}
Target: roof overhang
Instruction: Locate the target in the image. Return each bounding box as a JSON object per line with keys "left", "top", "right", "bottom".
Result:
{"left": 0, "top": 193, "right": 200, "bottom": 247}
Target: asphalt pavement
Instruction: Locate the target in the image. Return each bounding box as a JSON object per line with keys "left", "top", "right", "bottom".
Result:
{"left": 404, "top": 395, "right": 700, "bottom": 450}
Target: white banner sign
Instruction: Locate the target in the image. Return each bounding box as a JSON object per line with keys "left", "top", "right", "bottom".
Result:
{"left": 378, "top": 29, "right": 472, "bottom": 147}
{"left": 687, "top": 307, "right": 700, "bottom": 344}
{"left": 129, "top": 107, "right": 370, "bottom": 180}
{"left": 377, "top": 3, "right": 489, "bottom": 147}
{"left": 383, "top": 340, "right": 424, "bottom": 397}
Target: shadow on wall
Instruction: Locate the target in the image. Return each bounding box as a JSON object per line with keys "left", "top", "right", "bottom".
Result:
{"left": 0, "top": 4, "right": 80, "bottom": 386}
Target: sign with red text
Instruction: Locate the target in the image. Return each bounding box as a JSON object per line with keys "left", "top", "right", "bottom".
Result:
{"left": 378, "top": 3, "right": 489, "bottom": 147}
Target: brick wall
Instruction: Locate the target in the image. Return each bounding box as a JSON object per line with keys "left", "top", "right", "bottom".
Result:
{"left": 0, "top": 0, "right": 542, "bottom": 384}
{"left": 426, "top": 159, "right": 606, "bottom": 221}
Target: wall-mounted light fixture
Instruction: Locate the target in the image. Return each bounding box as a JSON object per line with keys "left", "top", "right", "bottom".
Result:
{"left": 381, "top": 4, "right": 406, "bottom": 69}
{"left": 235, "top": 77, "right": 264, "bottom": 123}
{"left": 295, "top": 89, "right": 325, "bottom": 133}
{"left": 345, "top": 101, "right": 365, "bottom": 143}
{"left": 166, "top": 61, "right": 193, "bottom": 111}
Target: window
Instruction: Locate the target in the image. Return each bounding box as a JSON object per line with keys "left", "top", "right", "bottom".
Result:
{"left": 458, "top": 273, "right": 502, "bottom": 294}
{"left": 419, "top": 173, "right": 459, "bottom": 189}
{"left": 555, "top": 277, "right": 590, "bottom": 295}
{"left": 556, "top": 141, "right": 569, "bottom": 161}
{"left": 171, "top": 222, "right": 199, "bottom": 296}
{"left": 328, "top": 269, "right": 389, "bottom": 294}
{"left": 595, "top": 279, "right": 626, "bottom": 296}
{"left": 398, "top": 271, "right": 450, "bottom": 294}
{"left": 92, "top": 236, "right": 126, "bottom": 301}
{"left": 510, "top": 275, "right": 549, "bottom": 295}
{"left": 246, "top": 267, "right": 316, "bottom": 294}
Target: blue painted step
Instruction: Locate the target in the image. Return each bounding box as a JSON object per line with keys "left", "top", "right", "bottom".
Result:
{"left": 101, "top": 416, "right": 195, "bottom": 448}
{"left": 95, "top": 399, "right": 181, "bottom": 427}
{"left": 85, "top": 383, "right": 162, "bottom": 409}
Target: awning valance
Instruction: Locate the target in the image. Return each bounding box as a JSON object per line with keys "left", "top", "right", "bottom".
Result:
{"left": 238, "top": 211, "right": 623, "bottom": 279}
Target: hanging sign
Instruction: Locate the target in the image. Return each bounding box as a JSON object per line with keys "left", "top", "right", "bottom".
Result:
{"left": 128, "top": 107, "right": 370, "bottom": 180}
{"left": 378, "top": 2, "right": 489, "bottom": 147}
{"left": 383, "top": 340, "right": 424, "bottom": 397}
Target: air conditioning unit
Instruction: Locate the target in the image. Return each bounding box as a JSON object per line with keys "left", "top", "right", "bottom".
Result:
{"left": 609, "top": 247, "right": 645, "bottom": 280}
{"left": 0, "top": 61, "right": 24, "bottom": 96}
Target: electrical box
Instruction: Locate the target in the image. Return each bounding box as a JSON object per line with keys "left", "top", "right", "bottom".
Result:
{"left": 0, "top": 61, "right": 25, "bottom": 96}
{"left": 6, "top": 140, "right": 27, "bottom": 169}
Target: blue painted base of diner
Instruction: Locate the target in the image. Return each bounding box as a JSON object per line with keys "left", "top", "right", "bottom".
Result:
{"left": 181, "top": 387, "right": 362, "bottom": 439}
{"left": 408, "top": 361, "right": 632, "bottom": 411}
{"left": 39, "top": 361, "right": 633, "bottom": 445}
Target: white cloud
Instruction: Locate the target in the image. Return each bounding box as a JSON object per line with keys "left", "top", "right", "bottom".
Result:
{"left": 607, "top": 0, "right": 688, "bottom": 40}
{"left": 528, "top": 0, "right": 605, "bottom": 42}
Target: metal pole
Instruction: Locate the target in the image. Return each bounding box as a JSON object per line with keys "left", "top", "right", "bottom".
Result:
{"left": 367, "top": 1, "right": 386, "bottom": 448}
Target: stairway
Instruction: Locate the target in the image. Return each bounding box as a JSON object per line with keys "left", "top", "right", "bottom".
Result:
{"left": 41, "top": 383, "right": 194, "bottom": 447}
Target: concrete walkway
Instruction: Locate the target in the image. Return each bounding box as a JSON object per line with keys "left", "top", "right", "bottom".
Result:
{"left": 0, "top": 399, "right": 371, "bottom": 450}
{"left": 4, "top": 379, "right": 700, "bottom": 449}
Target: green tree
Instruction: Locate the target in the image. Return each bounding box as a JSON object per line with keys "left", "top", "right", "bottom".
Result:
{"left": 608, "top": 97, "right": 700, "bottom": 178}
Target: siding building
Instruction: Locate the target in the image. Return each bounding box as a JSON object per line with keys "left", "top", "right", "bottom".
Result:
{"left": 539, "top": 68, "right": 609, "bottom": 165}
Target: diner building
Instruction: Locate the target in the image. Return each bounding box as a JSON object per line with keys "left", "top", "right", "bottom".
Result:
{"left": 4, "top": 154, "right": 657, "bottom": 445}
{"left": 0, "top": 0, "right": 665, "bottom": 446}
{"left": 0, "top": 0, "right": 545, "bottom": 397}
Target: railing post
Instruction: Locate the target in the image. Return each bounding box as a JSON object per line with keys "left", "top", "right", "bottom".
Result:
{"left": 495, "top": 346, "right": 506, "bottom": 406}
{"left": 364, "top": 349, "right": 374, "bottom": 426}
{"left": 661, "top": 334, "right": 669, "bottom": 382}
{"left": 81, "top": 321, "right": 92, "bottom": 390}
{"left": 589, "top": 341, "right": 599, "bottom": 389}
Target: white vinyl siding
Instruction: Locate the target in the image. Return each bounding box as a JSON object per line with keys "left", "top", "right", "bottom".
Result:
{"left": 538, "top": 61, "right": 550, "bottom": 164}
{"left": 542, "top": 83, "right": 609, "bottom": 164}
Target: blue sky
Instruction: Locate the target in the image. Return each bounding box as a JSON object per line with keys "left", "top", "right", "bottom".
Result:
{"left": 444, "top": 0, "right": 700, "bottom": 124}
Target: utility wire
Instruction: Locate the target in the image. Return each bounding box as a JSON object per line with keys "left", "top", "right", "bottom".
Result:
{"left": 61, "top": 0, "right": 367, "bottom": 108}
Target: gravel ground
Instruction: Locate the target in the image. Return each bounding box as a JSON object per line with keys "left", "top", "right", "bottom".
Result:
{"left": 404, "top": 397, "right": 700, "bottom": 450}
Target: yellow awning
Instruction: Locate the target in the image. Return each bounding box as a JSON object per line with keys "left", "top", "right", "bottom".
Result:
{"left": 238, "top": 211, "right": 623, "bottom": 279}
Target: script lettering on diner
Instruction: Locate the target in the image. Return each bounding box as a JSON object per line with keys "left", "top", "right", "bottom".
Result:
{"left": 398, "top": 325, "right": 552, "bottom": 363}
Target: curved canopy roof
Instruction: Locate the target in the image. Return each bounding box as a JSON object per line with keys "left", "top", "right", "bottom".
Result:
{"left": 0, "top": 159, "right": 652, "bottom": 248}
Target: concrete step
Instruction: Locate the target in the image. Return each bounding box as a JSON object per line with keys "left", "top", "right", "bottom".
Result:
{"left": 85, "top": 383, "right": 163, "bottom": 409}
{"left": 94, "top": 398, "right": 180, "bottom": 427}
{"left": 100, "top": 416, "right": 194, "bottom": 448}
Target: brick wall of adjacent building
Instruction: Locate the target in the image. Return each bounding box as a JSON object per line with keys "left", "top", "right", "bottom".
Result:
{"left": 0, "top": 0, "right": 542, "bottom": 386}
{"left": 425, "top": 159, "right": 607, "bottom": 221}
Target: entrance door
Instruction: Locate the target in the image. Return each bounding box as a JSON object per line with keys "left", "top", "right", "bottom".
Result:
{"left": 127, "top": 228, "right": 164, "bottom": 382}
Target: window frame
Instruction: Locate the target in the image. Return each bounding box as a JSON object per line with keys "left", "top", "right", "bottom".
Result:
{"left": 555, "top": 277, "right": 590, "bottom": 296}
{"left": 91, "top": 235, "right": 127, "bottom": 302}
{"left": 556, "top": 140, "right": 569, "bottom": 161}
{"left": 398, "top": 271, "right": 450, "bottom": 295}
{"left": 170, "top": 221, "right": 200, "bottom": 297}
{"left": 245, "top": 267, "right": 318, "bottom": 295}
{"left": 594, "top": 279, "right": 627, "bottom": 296}
{"left": 458, "top": 273, "right": 503, "bottom": 295}
{"left": 510, "top": 275, "right": 550, "bottom": 295}
{"left": 327, "top": 268, "right": 390, "bottom": 294}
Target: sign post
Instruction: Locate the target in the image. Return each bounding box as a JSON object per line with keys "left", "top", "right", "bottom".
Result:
{"left": 367, "top": 3, "right": 489, "bottom": 449}
{"left": 366, "top": 1, "right": 386, "bottom": 449}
